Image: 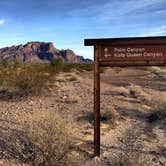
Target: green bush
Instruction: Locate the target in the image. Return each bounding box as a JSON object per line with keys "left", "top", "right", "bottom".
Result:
{"left": 50, "top": 58, "right": 65, "bottom": 71}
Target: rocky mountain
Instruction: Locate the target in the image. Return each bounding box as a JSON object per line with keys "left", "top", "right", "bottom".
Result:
{"left": 0, "top": 42, "right": 92, "bottom": 63}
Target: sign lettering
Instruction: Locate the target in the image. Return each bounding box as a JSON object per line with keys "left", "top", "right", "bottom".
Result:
{"left": 101, "top": 45, "right": 166, "bottom": 61}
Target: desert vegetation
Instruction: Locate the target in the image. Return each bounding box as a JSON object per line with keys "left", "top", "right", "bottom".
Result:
{"left": 3, "top": 111, "right": 78, "bottom": 166}
{"left": 111, "top": 152, "right": 150, "bottom": 166}
{"left": 148, "top": 93, "right": 166, "bottom": 122}
{"left": 0, "top": 64, "right": 166, "bottom": 166}
{"left": 0, "top": 60, "right": 93, "bottom": 99}
{"left": 83, "top": 107, "right": 122, "bottom": 129}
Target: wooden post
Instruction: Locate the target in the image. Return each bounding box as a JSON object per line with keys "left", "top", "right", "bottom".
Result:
{"left": 84, "top": 36, "right": 166, "bottom": 157}
{"left": 94, "top": 45, "right": 100, "bottom": 156}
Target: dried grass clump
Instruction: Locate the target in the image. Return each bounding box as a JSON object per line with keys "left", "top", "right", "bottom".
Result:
{"left": 0, "top": 159, "right": 30, "bottom": 166}
{"left": 85, "top": 107, "right": 121, "bottom": 128}
{"left": 67, "top": 76, "right": 78, "bottom": 82}
{"left": 100, "top": 107, "right": 121, "bottom": 128}
{"left": 148, "top": 93, "right": 166, "bottom": 122}
{"left": 65, "top": 95, "right": 81, "bottom": 104}
{"left": 116, "top": 86, "right": 130, "bottom": 97}
{"left": 55, "top": 75, "right": 66, "bottom": 82}
{"left": 128, "top": 84, "right": 143, "bottom": 98}
{"left": 149, "top": 66, "right": 166, "bottom": 79}
{"left": 148, "top": 66, "right": 161, "bottom": 73}
{"left": 55, "top": 73, "right": 79, "bottom": 83}
{"left": 112, "top": 152, "right": 150, "bottom": 166}
{"left": 127, "top": 84, "right": 151, "bottom": 105}
{"left": 4, "top": 111, "right": 77, "bottom": 166}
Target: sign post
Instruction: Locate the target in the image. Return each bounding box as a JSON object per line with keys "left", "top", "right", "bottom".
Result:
{"left": 84, "top": 36, "right": 166, "bottom": 157}
{"left": 94, "top": 45, "right": 100, "bottom": 156}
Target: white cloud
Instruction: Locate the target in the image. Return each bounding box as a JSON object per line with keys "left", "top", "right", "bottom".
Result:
{"left": 0, "top": 19, "right": 6, "bottom": 26}
{"left": 155, "top": 10, "right": 166, "bottom": 14}
{"left": 138, "top": 25, "right": 166, "bottom": 36}
{"left": 99, "top": 0, "right": 165, "bottom": 21}
{"left": 68, "top": 0, "right": 166, "bottom": 24}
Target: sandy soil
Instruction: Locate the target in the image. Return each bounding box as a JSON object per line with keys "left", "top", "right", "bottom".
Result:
{"left": 0, "top": 67, "right": 166, "bottom": 166}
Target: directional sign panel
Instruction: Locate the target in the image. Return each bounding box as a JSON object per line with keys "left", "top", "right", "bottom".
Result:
{"left": 85, "top": 37, "right": 166, "bottom": 67}
{"left": 100, "top": 45, "right": 166, "bottom": 62}
{"left": 99, "top": 45, "right": 166, "bottom": 66}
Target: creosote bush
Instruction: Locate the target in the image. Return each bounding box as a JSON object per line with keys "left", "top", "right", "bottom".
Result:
{"left": 4, "top": 111, "right": 77, "bottom": 166}
{"left": 0, "top": 60, "right": 93, "bottom": 98}
{"left": 115, "top": 85, "right": 149, "bottom": 104}
{"left": 85, "top": 107, "right": 121, "bottom": 128}
{"left": 128, "top": 84, "right": 142, "bottom": 98}
{"left": 112, "top": 152, "right": 150, "bottom": 166}
{"left": 0, "top": 159, "right": 30, "bottom": 166}
{"left": 100, "top": 107, "right": 121, "bottom": 128}
{"left": 0, "top": 62, "right": 54, "bottom": 97}
{"left": 116, "top": 86, "right": 130, "bottom": 97}
{"left": 64, "top": 95, "right": 80, "bottom": 104}
{"left": 50, "top": 58, "right": 65, "bottom": 72}
{"left": 67, "top": 76, "right": 78, "bottom": 82}
{"left": 50, "top": 58, "right": 93, "bottom": 72}
{"left": 148, "top": 93, "right": 166, "bottom": 122}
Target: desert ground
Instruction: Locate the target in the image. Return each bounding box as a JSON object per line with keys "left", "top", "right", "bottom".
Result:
{"left": 0, "top": 65, "right": 166, "bottom": 166}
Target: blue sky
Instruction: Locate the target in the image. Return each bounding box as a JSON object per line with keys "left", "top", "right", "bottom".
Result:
{"left": 0, "top": 0, "right": 166, "bottom": 59}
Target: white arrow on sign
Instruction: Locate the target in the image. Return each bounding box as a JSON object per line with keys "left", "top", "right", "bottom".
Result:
{"left": 104, "top": 48, "right": 111, "bottom": 58}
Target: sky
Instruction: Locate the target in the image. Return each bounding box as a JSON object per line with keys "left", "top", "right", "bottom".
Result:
{"left": 0, "top": 0, "right": 166, "bottom": 59}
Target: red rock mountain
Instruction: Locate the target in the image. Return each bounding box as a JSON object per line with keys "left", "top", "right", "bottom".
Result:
{"left": 0, "top": 42, "right": 92, "bottom": 63}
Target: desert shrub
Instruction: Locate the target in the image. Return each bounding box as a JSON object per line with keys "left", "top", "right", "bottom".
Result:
{"left": 64, "top": 95, "right": 80, "bottom": 104}
{"left": 149, "top": 66, "right": 166, "bottom": 79}
{"left": 72, "top": 63, "right": 93, "bottom": 72}
{"left": 0, "top": 59, "right": 9, "bottom": 67}
{"left": 4, "top": 111, "right": 77, "bottom": 166}
{"left": 113, "top": 84, "right": 143, "bottom": 98}
{"left": 116, "top": 86, "right": 130, "bottom": 97}
{"left": 50, "top": 58, "right": 65, "bottom": 72}
{"left": 0, "top": 159, "right": 30, "bottom": 166}
{"left": 114, "top": 85, "right": 149, "bottom": 104}
{"left": 50, "top": 59, "right": 93, "bottom": 73}
{"left": 0, "top": 61, "right": 92, "bottom": 98}
{"left": 67, "top": 76, "right": 78, "bottom": 82}
{"left": 85, "top": 107, "right": 121, "bottom": 128}
{"left": 55, "top": 76, "right": 66, "bottom": 82}
{"left": 0, "top": 63, "right": 54, "bottom": 97}
{"left": 112, "top": 152, "right": 149, "bottom": 166}
{"left": 127, "top": 84, "right": 151, "bottom": 105}
{"left": 50, "top": 58, "right": 63, "bottom": 66}
{"left": 55, "top": 73, "right": 78, "bottom": 82}
{"left": 128, "top": 84, "right": 143, "bottom": 98}
{"left": 148, "top": 93, "right": 166, "bottom": 122}
{"left": 62, "top": 63, "right": 93, "bottom": 72}
{"left": 100, "top": 107, "right": 121, "bottom": 127}
{"left": 14, "top": 67, "right": 51, "bottom": 96}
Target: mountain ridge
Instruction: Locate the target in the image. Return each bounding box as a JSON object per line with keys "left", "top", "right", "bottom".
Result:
{"left": 0, "top": 41, "right": 92, "bottom": 63}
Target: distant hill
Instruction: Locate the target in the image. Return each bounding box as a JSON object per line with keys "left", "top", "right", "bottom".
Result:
{"left": 0, "top": 42, "right": 92, "bottom": 63}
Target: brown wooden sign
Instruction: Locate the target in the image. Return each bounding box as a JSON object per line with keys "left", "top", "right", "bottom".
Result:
{"left": 84, "top": 36, "right": 166, "bottom": 157}
{"left": 100, "top": 45, "right": 166, "bottom": 61}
